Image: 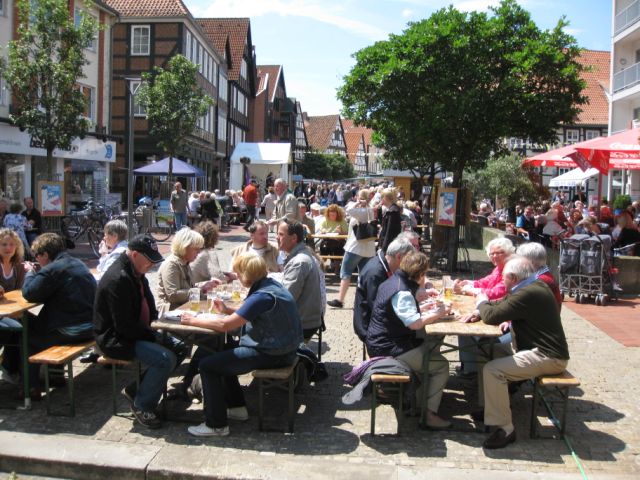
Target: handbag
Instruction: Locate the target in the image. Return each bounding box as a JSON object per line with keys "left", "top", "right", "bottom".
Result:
{"left": 352, "top": 208, "right": 378, "bottom": 240}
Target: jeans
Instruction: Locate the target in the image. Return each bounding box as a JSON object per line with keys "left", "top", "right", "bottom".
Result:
{"left": 199, "top": 346, "right": 297, "bottom": 428}
{"left": 458, "top": 332, "right": 512, "bottom": 374}
{"left": 133, "top": 339, "right": 177, "bottom": 412}
{"left": 339, "top": 251, "right": 369, "bottom": 280}
{"left": 0, "top": 317, "right": 22, "bottom": 375}
{"left": 245, "top": 205, "right": 257, "bottom": 228}
{"left": 174, "top": 212, "right": 188, "bottom": 231}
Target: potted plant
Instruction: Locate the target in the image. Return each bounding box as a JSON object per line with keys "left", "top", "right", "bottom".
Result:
{"left": 613, "top": 194, "right": 631, "bottom": 214}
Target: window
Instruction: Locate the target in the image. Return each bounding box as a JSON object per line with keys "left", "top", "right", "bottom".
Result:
{"left": 130, "top": 80, "right": 146, "bottom": 116}
{"left": 585, "top": 130, "right": 601, "bottom": 140}
{"left": 240, "top": 58, "right": 247, "bottom": 79}
{"left": 212, "top": 61, "right": 218, "bottom": 87}
{"left": 185, "top": 31, "right": 192, "bottom": 61}
{"left": 77, "top": 84, "right": 95, "bottom": 121}
{"left": 565, "top": 129, "right": 579, "bottom": 144}
{"left": 218, "top": 113, "right": 227, "bottom": 141}
{"left": 237, "top": 91, "right": 246, "bottom": 116}
{"left": 0, "top": 74, "right": 6, "bottom": 106}
{"left": 219, "top": 74, "right": 227, "bottom": 102}
{"left": 191, "top": 39, "right": 197, "bottom": 65}
{"left": 131, "top": 25, "right": 150, "bottom": 56}
{"left": 197, "top": 45, "right": 203, "bottom": 73}
{"left": 74, "top": 8, "right": 97, "bottom": 51}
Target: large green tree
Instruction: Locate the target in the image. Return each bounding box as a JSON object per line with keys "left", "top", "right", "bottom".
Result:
{"left": 136, "top": 54, "right": 214, "bottom": 180}
{"left": 298, "top": 151, "right": 355, "bottom": 181}
{"left": 338, "top": 0, "right": 586, "bottom": 186}
{"left": 3, "top": 0, "right": 98, "bottom": 169}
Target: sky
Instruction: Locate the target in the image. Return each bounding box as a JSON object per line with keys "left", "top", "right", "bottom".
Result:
{"left": 183, "top": 0, "right": 613, "bottom": 116}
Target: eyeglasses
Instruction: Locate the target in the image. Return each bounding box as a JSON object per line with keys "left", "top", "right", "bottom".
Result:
{"left": 489, "top": 251, "right": 506, "bottom": 256}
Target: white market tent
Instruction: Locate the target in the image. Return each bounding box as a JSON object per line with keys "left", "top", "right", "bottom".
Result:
{"left": 229, "top": 142, "right": 291, "bottom": 191}
{"left": 549, "top": 167, "right": 599, "bottom": 188}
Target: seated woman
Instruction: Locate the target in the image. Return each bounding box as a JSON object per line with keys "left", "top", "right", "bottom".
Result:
{"left": 613, "top": 211, "right": 640, "bottom": 256}
{"left": 190, "top": 221, "right": 227, "bottom": 284}
{"left": 317, "top": 204, "right": 348, "bottom": 252}
{"left": 96, "top": 220, "right": 129, "bottom": 279}
{"left": 453, "top": 237, "right": 514, "bottom": 376}
{"left": 0, "top": 229, "right": 27, "bottom": 384}
{"left": 366, "top": 251, "right": 451, "bottom": 429}
{"left": 181, "top": 253, "right": 303, "bottom": 437}
{"left": 156, "top": 228, "right": 219, "bottom": 315}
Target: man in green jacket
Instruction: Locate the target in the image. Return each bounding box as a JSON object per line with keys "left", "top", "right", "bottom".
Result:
{"left": 474, "top": 256, "right": 569, "bottom": 449}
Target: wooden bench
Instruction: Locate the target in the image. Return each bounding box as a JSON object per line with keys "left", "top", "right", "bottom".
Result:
{"left": 252, "top": 358, "right": 299, "bottom": 433}
{"left": 97, "top": 356, "right": 141, "bottom": 415}
{"left": 370, "top": 373, "right": 411, "bottom": 435}
{"left": 28, "top": 340, "right": 96, "bottom": 416}
{"left": 530, "top": 370, "right": 581, "bottom": 439}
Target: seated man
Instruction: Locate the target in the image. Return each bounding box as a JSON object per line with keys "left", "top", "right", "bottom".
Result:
{"left": 515, "top": 205, "right": 536, "bottom": 240}
{"left": 22, "top": 233, "right": 97, "bottom": 396}
{"left": 21, "top": 196, "right": 42, "bottom": 246}
{"left": 474, "top": 256, "right": 569, "bottom": 449}
{"left": 94, "top": 234, "right": 186, "bottom": 429}
{"left": 277, "top": 219, "right": 322, "bottom": 340}
{"left": 366, "top": 251, "right": 451, "bottom": 429}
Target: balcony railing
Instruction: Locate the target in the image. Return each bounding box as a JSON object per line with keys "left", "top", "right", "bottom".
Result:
{"left": 614, "top": 61, "right": 640, "bottom": 92}
{"left": 616, "top": 0, "right": 640, "bottom": 34}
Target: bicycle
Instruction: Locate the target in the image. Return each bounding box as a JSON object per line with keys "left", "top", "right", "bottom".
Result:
{"left": 134, "top": 205, "right": 175, "bottom": 242}
{"left": 60, "top": 206, "right": 104, "bottom": 258}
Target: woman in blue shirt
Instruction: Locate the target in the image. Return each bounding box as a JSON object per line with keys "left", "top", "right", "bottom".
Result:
{"left": 181, "top": 253, "right": 303, "bottom": 437}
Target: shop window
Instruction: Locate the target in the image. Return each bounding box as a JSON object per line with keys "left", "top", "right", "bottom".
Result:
{"left": 74, "top": 8, "right": 97, "bottom": 51}
{"left": 0, "top": 154, "right": 25, "bottom": 203}
{"left": 131, "top": 25, "right": 150, "bottom": 56}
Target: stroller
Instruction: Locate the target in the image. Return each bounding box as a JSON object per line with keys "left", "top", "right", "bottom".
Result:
{"left": 559, "top": 234, "right": 615, "bottom": 306}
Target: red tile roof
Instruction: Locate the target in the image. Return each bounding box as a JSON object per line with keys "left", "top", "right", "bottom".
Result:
{"left": 344, "top": 132, "right": 364, "bottom": 162}
{"left": 257, "top": 65, "right": 282, "bottom": 102}
{"left": 305, "top": 115, "right": 342, "bottom": 152}
{"left": 343, "top": 118, "right": 374, "bottom": 151}
{"left": 103, "top": 0, "right": 189, "bottom": 17}
{"left": 197, "top": 18, "right": 250, "bottom": 81}
{"left": 575, "top": 49, "right": 610, "bottom": 126}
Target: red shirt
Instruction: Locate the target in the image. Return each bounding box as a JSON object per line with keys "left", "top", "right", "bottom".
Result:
{"left": 537, "top": 271, "right": 562, "bottom": 311}
{"left": 243, "top": 184, "right": 258, "bottom": 206}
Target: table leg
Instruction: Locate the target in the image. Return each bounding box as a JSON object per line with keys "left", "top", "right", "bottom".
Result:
{"left": 19, "top": 312, "right": 31, "bottom": 410}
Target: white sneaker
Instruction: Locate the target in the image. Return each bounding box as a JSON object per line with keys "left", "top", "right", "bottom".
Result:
{"left": 187, "top": 423, "right": 229, "bottom": 437}
{"left": 227, "top": 406, "right": 249, "bottom": 421}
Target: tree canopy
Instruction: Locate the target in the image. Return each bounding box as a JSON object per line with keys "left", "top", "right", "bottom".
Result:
{"left": 298, "top": 151, "right": 355, "bottom": 181}
{"left": 3, "top": 0, "right": 99, "bottom": 166}
{"left": 337, "top": 0, "right": 586, "bottom": 186}
{"left": 136, "top": 54, "right": 214, "bottom": 179}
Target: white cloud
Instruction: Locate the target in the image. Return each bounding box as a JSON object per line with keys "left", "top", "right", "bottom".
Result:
{"left": 563, "top": 27, "right": 583, "bottom": 36}
{"left": 401, "top": 8, "right": 414, "bottom": 18}
{"left": 185, "top": 0, "right": 387, "bottom": 41}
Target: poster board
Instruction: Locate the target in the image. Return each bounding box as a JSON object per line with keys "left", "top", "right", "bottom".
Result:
{"left": 38, "top": 181, "right": 65, "bottom": 217}
{"left": 435, "top": 187, "right": 457, "bottom": 227}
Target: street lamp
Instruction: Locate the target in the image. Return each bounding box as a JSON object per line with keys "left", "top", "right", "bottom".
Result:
{"left": 126, "top": 78, "right": 140, "bottom": 240}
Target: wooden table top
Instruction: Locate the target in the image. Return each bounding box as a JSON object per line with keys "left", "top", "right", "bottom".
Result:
{"left": 308, "top": 233, "right": 348, "bottom": 241}
{"left": 423, "top": 291, "right": 503, "bottom": 338}
{"left": 151, "top": 318, "right": 223, "bottom": 336}
{"left": 0, "top": 290, "right": 41, "bottom": 318}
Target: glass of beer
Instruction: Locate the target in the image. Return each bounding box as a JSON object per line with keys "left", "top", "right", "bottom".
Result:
{"left": 443, "top": 276, "right": 453, "bottom": 300}
{"left": 189, "top": 288, "right": 201, "bottom": 312}
{"left": 207, "top": 291, "right": 218, "bottom": 313}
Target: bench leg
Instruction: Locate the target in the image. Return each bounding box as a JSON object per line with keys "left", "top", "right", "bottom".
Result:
{"left": 530, "top": 380, "right": 540, "bottom": 439}
{"left": 288, "top": 373, "right": 295, "bottom": 433}
{"left": 258, "top": 378, "right": 264, "bottom": 431}
{"left": 371, "top": 382, "right": 377, "bottom": 436}
{"left": 559, "top": 387, "right": 569, "bottom": 438}
{"left": 67, "top": 361, "right": 75, "bottom": 417}
{"left": 44, "top": 364, "right": 51, "bottom": 416}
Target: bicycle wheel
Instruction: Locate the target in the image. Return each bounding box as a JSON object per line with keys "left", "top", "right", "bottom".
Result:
{"left": 61, "top": 216, "right": 81, "bottom": 241}
{"left": 150, "top": 225, "right": 173, "bottom": 242}
{"left": 87, "top": 228, "right": 102, "bottom": 258}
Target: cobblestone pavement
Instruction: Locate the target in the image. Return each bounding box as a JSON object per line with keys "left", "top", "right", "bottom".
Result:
{"left": 0, "top": 231, "right": 638, "bottom": 479}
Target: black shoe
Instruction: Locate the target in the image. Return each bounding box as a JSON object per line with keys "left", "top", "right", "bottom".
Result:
{"left": 79, "top": 352, "right": 100, "bottom": 364}
{"left": 471, "top": 409, "right": 484, "bottom": 423}
{"left": 130, "top": 405, "right": 162, "bottom": 429}
{"left": 483, "top": 428, "right": 516, "bottom": 449}
{"left": 327, "top": 299, "right": 343, "bottom": 308}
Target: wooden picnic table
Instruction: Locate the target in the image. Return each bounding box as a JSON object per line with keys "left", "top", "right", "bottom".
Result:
{"left": 308, "top": 233, "right": 348, "bottom": 241}
{"left": 0, "top": 290, "right": 42, "bottom": 409}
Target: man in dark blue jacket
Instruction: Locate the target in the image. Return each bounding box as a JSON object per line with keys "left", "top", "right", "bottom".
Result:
{"left": 22, "top": 233, "right": 96, "bottom": 395}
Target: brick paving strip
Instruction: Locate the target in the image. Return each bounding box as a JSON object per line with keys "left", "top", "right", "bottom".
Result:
{"left": 0, "top": 238, "right": 638, "bottom": 479}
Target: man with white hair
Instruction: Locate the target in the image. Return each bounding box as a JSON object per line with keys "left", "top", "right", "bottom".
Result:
{"left": 268, "top": 178, "right": 300, "bottom": 225}
{"left": 473, "top": 256, "right": 569, "bottom": 449}
{"left": 516, "top": 242, "right": 562, "bottom": 309}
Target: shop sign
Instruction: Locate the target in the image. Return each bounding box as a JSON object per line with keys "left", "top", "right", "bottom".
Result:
{"left": 0, "top": 124, "right": 116, "bottom": 162}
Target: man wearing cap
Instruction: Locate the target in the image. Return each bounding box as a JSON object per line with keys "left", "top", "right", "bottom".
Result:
{"left": 94, "top": 234, "right": 184, "bottom": 429}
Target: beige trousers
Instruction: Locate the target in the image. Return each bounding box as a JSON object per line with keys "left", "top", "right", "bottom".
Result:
{"left": 479, "top": 342, "right": 567, "bottom": 427}
{"left": 396, "top": 339, "right": 449, "bottom": 413}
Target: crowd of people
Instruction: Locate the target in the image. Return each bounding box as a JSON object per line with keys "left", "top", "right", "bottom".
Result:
{"left": 0, "top": 178, "right": 577, "bottom": 451}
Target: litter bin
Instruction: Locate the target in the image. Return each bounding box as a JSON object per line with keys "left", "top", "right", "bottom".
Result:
{"left": 137, "top": 205, "right": 153, "bottom": 230}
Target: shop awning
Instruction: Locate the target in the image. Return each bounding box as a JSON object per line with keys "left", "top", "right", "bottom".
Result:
{"left": 133, "top": 157, "right": 205, "bottom": 177}
{"left": 548, "top": 168, "right": 599, "bottom": 188}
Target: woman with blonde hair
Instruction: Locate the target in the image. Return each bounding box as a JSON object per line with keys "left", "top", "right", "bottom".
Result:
{"left": 182, "top": 253, "right": 302, "bottom": 437}
{"left": 190, "top": 221, "right": 227, "bottom": 284}
{"left": 156, "top": 228, "right": 219, "bottom": 314}
{"left": 0, "top": 228, "right": 27, "bottom": 383}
